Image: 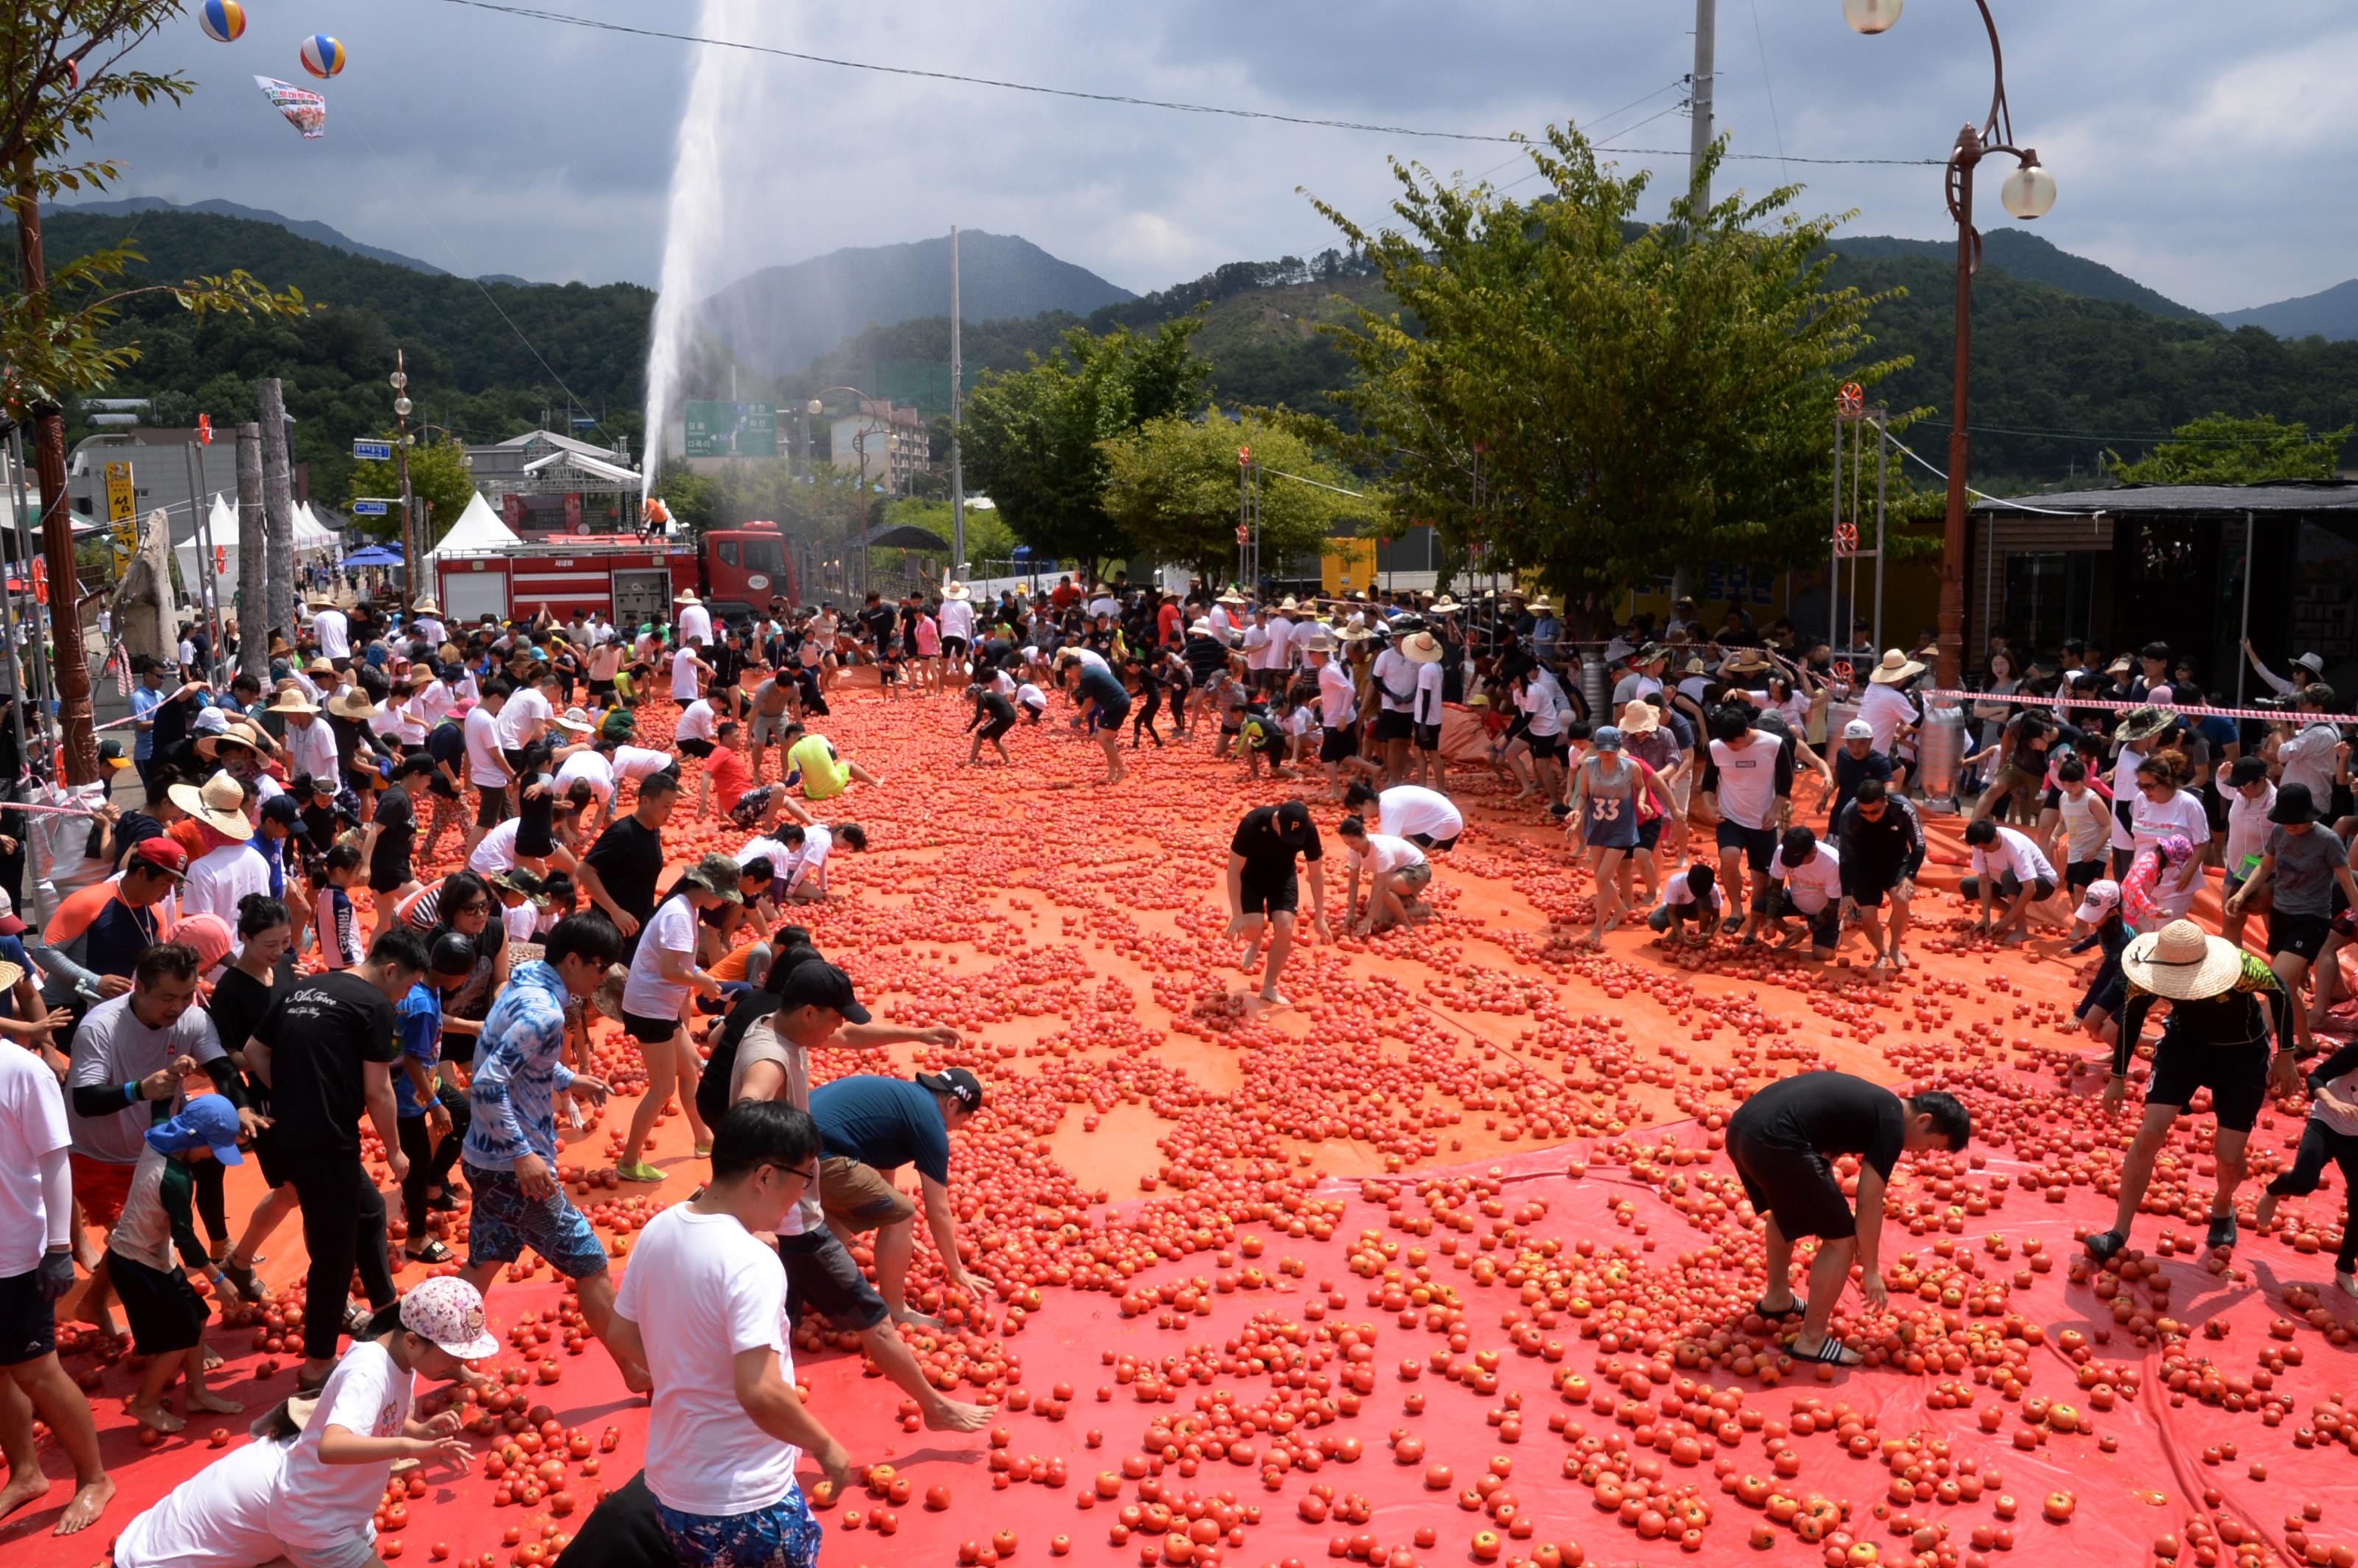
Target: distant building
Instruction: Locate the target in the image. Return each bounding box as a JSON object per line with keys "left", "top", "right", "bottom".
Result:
{"left": 62, "top": 427, "right": 309, "bottom": 556}
{"left": 828, "top": 399, "right": 928, "bottom": 493}
{"left": 466, "top": 429, "right": 642, "bottom": 534}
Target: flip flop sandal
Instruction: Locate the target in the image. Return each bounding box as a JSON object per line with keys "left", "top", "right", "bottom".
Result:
{"left": 1753, "top": 1298, "right": 1802, "bottom": 1320}
{"left": 1795, "top": 1340, "right": 1860, "bottom": 1366}
{"left": 405, "top": 1241, "right": 454, "bottom": 1266}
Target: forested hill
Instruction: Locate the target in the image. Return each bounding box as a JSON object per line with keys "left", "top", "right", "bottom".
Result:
{"left": 17, "top": 206, "right": 2358, "bottom": 503}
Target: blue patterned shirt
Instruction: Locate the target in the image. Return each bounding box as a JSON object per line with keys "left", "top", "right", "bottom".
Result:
{"left": 461, "top": 960, "right": 576, "bottom": 1172}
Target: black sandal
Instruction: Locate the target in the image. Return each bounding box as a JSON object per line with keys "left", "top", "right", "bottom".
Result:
{"left": 405, "top": 1240, "right": 454, "bottom": 1266}
{"left": 1794, "top": 1339, "right": 1861, "bottom": 1366}
{"left": 1753, "top": 1298, "right": 1802, "bottom": 1320}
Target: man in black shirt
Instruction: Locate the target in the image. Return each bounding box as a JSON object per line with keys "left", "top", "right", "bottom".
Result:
{"left": 1728, "top": 1071, "right": 1970, "bottom": 1365}
{"left": 1225, "top": 801, "right": 1331, "bottom": 1007}
{"left": 1834, "top": 781, "right": 1927, "bottom": 978}
{"left": 367, "top": 753, "right": 435, "bottom": 938}
{"left": 577, "top": 769, "right": 681, "bottom": 951}
{"left": 245, "top": 928, "right": 430, "bottom": 1387}
{"left": 1827, "top": 720, "right": 1894, "bottom": 827}
{"left": 859, "top": 593, "right": 896, "bottom": 663}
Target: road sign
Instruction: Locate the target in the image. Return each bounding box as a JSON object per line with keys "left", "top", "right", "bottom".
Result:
{"left": 105, "top": 460, "right": 135, "bottom": 523}
{"left": 352, "top": 438, "right": 393, "bottom": 461}
{"left": 352, "top": 499, "right": 389, "bottom": 516}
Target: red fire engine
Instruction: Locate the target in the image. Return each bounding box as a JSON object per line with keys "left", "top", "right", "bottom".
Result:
{"left": 431, "top": 522, "right": 798, "bottom": 628}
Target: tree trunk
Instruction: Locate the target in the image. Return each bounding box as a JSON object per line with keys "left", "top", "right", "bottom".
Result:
{"left": 257, "top": 379, "right": 296, "bottom": 651}
{"left": 11, "top": 169, "right": 98, "bottom": 784}
{"left": 237, "top": 422, "right": 268, "bottom": 679}
{"left": 109, "top": 508, "right": 176, "bottom": 667}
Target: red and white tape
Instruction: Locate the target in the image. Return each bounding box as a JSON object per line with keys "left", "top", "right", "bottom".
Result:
{"left": 1909, "top": 689, "right": 2351, "bottom": 726}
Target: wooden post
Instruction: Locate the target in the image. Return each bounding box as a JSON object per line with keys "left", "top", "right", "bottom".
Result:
{"left": 237, "top": 422, "right": 268, "bottom": 679}
{"left": 257, "top": 379, "right": 297, "bottom": 649}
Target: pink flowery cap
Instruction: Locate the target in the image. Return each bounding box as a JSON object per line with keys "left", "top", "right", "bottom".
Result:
{"left": 399, "top": 1276, "right": 500, "bottom": 1359}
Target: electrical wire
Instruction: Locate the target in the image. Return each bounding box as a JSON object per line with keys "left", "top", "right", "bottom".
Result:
{"left": 1746, "top": 0, "right": 1793, "bottom": 186}
{"left": 424, "top": 0, "right": 1942, "bottom": 165}
{"left": 1882, "top": 430, "right": 2095, "bottom": 514}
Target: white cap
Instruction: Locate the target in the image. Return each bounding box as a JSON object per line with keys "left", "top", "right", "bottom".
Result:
{"left": 1843, "top": 719, "right": 1875, "bottom": 741}
{"left": 2074, "top": 879, "right": 2121, "bottom": 924}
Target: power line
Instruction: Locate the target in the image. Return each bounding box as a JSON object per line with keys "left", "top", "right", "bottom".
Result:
{"left": 426, "top": 0, "right": 1942, "bottom": 165}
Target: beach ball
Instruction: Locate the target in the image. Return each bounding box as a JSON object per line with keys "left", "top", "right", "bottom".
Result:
{"left": 198, "top": 1, "right": 245, "bottom": 43}
{"left": 299, "top": 34, "right": 346, "bottom": 79}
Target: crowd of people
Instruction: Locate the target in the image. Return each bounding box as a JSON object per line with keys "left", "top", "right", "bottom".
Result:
{"left": 0, "top": 569, "right": 2350, "bottom": 1564}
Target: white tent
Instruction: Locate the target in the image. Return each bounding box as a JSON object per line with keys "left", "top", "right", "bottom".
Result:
{"left": 172, "top": 493, "right": 242, "bottom": 603}
{"left": 425, "top": 490, "right": 524, "bottom": 561}
{"left": 293, "top": 500, "right": 339, "bottom": 552}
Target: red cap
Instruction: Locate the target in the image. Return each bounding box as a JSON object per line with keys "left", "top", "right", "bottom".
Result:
{"left": 129, "top": 838, "right": 189, "bottom": 879}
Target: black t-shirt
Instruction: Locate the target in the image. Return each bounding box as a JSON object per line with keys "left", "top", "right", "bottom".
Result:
{"left": 1830, "top": 748, "right": 1895, "bottom": 819}
{"left": 1729, "top": 1071, "right": 1905, "bottom": 1178}
{"left": 557, "top": 1472, "right": 679, "bottom": 1568}
{"left": 151, "top": 690, "right": 200, "bottom": 757}
{"left": 860, "top": 606, "right": 896, "bottom": 646}
{"left": 1231, "top": 804, "right": 1323, "bottom": 883}
{"left": 372, "top": 785, "right": 417, "bottom": 875}
{"left": 584, "top": 816, "right": 666, "bottom": 927}
{"left": 207, "top": 965, "right": 281, "bottom": 1113}
{"left": 255, "top": 970, "right": 399, "bottom": 1157}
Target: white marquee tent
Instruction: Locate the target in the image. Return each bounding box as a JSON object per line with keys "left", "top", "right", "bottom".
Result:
{"left": 424, "top": 491, "right": 524, "bottom": 561}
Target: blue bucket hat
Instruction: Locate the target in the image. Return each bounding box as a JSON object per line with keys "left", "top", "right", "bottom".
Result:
{"left": 146, "top": 1093, "right": 244, "bottom": 1165}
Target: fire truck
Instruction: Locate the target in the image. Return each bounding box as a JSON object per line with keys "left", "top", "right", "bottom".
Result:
{"left": 431, "top": 522, "right": 799, "bottom": 628}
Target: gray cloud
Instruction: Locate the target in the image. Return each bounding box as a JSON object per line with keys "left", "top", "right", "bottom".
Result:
{"left": 76, "top": 0, "right": 2358, "bottom": 313}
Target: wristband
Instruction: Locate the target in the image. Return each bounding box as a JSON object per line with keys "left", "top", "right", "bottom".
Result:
{"left": 126, "top": 1080, "right": 141, "bottom": 1104}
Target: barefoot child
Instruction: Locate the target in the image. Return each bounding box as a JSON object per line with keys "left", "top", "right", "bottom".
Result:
{"left": 111, "top": 1275, "right": 494, "bottom": 1568}
{"left": 106, "top": 1095, "right": 247, "bottom": 1434}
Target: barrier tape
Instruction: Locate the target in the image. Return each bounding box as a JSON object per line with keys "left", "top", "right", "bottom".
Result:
{"left": 1909, "top": 688, "right": 2349, "bottom": 727}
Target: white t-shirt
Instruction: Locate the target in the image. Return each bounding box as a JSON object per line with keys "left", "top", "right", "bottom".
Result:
{"left": 278, "top": 1339, "right": 414, "bottom": 1548}
{"left": 1516, "top": 682, "right": 1561, "bottom": 738}
{"left": 735, "top": 835, "right": 791, "bottom": 869}
{"left": 1768, "top": 843, "right": 1844, "bottom": 913}
{"left": 617, "top": 745, "right": 676, "bottom": 783}
{"left": 556, "top": 749, "right": 615, "bottom": 804}
{"left": 469, "top": 819, "right": 524, "bottom": 875}
{"left": 1413, "top": 661, "right": 1446, "bottom": 725}
{"left": 311, "top": 609, "right": 350, "bottom": 660}
{"left": 1858, "top": 682, "right": 1919, "bottom": 752}
{"left": 1377, "top": 785, "right": 1463, "bottom": 844}
{"left": 1707, "top": 735, "right": 1782, "bottom": 830}
{"left": 676, "top": 700, "right": 718, "bottom": 743}
{"left": 2278, "top": 723, "right": 2341, "bottom": 805}
{"left": 1317, "top": 662, "right": 1357, "bottom": 728}
{"left": 1612, "top": 672, "right": 1664, "bottom": 707}
{"left": 620, "top": 895, "right": 699, "bottom": 1019}
{"left": 0, "top": 1044, "right": 69, "bottom": 1275}
{"left": 183, "top": 842, "right": 270, "bottom": 925}
{"left": 1660, "top": 867, "right": 1722, "bottom": 913}
{"left": 2225, "top": 783, "right": 2278, "bottom": 876}
{"left": 463, "top": 707, "right": 510, "bottom": 788}
{"left": 615, "top": 1203, "right": 802, "bottom": 1517}
{"left": 2128, "top": 786, "right": 2211, "bottom": 861}
{"left": 1351, "top": 832, "right": 1427, "bottom": 877}
{"left": 1372, "top": 649, "right": 1416, "bottom": 713}
{"left": 678, "top": 603, "right": 713, "bottom": 648}
{"left": 1973, "top": 825, "right": 2057, "bottom": 886}
{"left": 671, "top": 647, "right": 704, "bottom": 702}
{"left": 1088, "top": 594, "right": 1119, "bottom": 620}
{"left": 495, "top": 685, "right": 551, "bottom": 752}
{"left": 413, "top": 615, "right": 447, "bottom": 648}
{"left": 1016, "top": 682, "right": 1047, "bottom": 712}
{"left": 937, "top": 599, "right": 974, "bottom": 642}
{"left": 1289, "top": 619, "right": 1325, "bottom": 662}
{"left": 780, "top": 825, "right": 833, "bottom": 893}
{"left": 1063, "top": 648, "right": 1110, "bottom": 675}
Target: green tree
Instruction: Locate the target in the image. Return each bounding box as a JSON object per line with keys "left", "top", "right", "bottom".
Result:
{"left": 1309, "top": 128, "right": 1913, "bottom": 623}
{"left": 2103, "top": 413, "right": 2353, "bottom": 486}
{"left": 349, "top": 435, "right": 477, "bottom": 547}
{"left": 960, "top": 318, "right": 1211, "bottom": 574}
{"left": 1102, "top": 407, "right": 1375, "bottom": 582}
{"left": 882, "top": 498, "right": 1018, "bottom": 568}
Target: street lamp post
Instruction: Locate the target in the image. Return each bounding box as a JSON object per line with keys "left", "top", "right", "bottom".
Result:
{"left": 391, "top": 351, "right": 416, "bottom": 609}
{"left": 1846, "top": 0, "right": 2054, "bottom": 692}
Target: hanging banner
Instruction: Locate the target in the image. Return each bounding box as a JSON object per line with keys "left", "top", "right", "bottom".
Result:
{"left": 105, "top": 460, "right": 136, "bottom": 523}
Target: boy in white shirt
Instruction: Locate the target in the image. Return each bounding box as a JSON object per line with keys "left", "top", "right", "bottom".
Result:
{"left": 1961, "top": 817, "right": 2059, "bottom": 945}
{"left": 1645, "top": 861, "right": 1721, "bottom": 946}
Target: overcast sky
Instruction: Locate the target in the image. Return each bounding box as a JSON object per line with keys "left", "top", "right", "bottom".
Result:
{"left": 74, "top": 0, "right": 2358, "bottom": 313}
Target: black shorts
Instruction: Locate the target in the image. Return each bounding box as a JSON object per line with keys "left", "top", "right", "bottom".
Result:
{"left": 2268, "top": 911, "right": 2332, "bottom": 964}
{"left": 587, "top": 679, "right": 618, "bottom": 702}
{"left": 1635, "top": 817, "right": 1664, "bottom": 851}
{"left": 1406, "top": 833, "right": 1461, "bottom": 853}
{"left": 1754, "top": 887, "right": 1840, "bottom": 948}
{"left": 1375, "top": 710, "right": 1413, "bottom": 743}
{"left": 777, "top": 1228, "right": 889, "bottom": 1332}
{"left": 1090, "top": 699, "right": 1131, "bottom": 732}
{"left": 1525, "top": 732, "right": 1563, "bottom": 760}
{"left": 108, "top": 1250, "right": 206, "bottom": 1355}
{"left": 0, "top": 1267, "right": 55, "bottom": 1367}
{"left": 475, "top": 787, "right": 512, "bottom": 829}
{"left": 677, "top": 738, "right": 716, "bottom": 759}
{"left": 976, "top": 716, "right": 1015, "bottom": 743}
{"left": 621, "top": 1008, "right": 680, "bottom": 1046}
{"left": 2146, "top": 1037, "right": 2270, "bottom": 1132}
{"left": 368, "top": 861, "right": 411, "bottom": 897}
{"left": 501, "top": 746, "right": 532, "bottom": 775}
{"left": 1415, "top": 723, "right": 1442, "bottom": 752}
{"left": 942, "top": 636, "right": 970, "bottom": 659}
{"left": 1320, "top": 727, "right": 1360, "bottom": 764}
{"left": 1715, "top": 821, "right": 1777, "bottom": 872}
{"left": 1959, "top": 871, "right": 2056, "bottom": 904}
{"left": 1239, "top": 871, "right": 1300, "bottom": 919}
{"left": 248, "top": 1121, "right": 292, "bottom": 1190}
{"left": 1726, "top": 1130, "right": 1854, "bottom": 1242}
{"left": 2065, "top": 860, "right": 2103, "bottom": 892}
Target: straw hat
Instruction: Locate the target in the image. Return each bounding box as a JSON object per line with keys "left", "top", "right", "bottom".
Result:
{"left": 1430, "top": 596, "right": 1462, "bottom": 615}
{"left": 2111, "top": 705, "right": 2175, "bottom": 743}
{"left": 942, "top": 581, "right": 971, "bottom": 601}
{"left": 2119, "top": 919, "right": 2244, "bottom": 1001}
{"left": 169, "top": 772, "right": 255, "bottom": 841}
{"left": 197, "top": 721, "right": 265, "bottom": 762}
{"left": 555, "top": 707, "right": 595, "bottom": 735}
{"left": 1527, "top": 598, "right": 1558, "bottom": 615}
{"left": 1216, "top": 592, "right": 1247, "bottom": 607}
{"left": 674, "top": 589, "right": 702, "bottom": 605}
{"left": 1867, "top": 649, "right": 1927, "bottom": 685}
{"left": 1617, "top": 700, "right": 1661, "bottom": 735}
{"left": 413, "top": 597, "right": 441, "bottom": 615}
{"left": 1334, "top": 624, "right": 1375, "bottom": 643}
{"left": 1302, "top": 632, "right": 1339, "bottom": 658}
{"left": 1278, "top": 596, "right": 1301, "bottom": 612}
{"left": 1724, "top": 648, "right": 1774, "bottom": 676}
{"left": 304, "top": 657, "right": 336, "bottom": 679}
{"left": 0, "top": 958, "right": 21, "bottom": 993}
{"left": 326, "top": 688, "right": 379, "bottom": 721}
{"left": 267, "top": 634, "right": 294, "bottom": 659}
{"left": 1401, "top": 631, "right": 1444, "bottom": 665}
{"left": 1188, "top": 618, "right": 1214, "bottom": 637}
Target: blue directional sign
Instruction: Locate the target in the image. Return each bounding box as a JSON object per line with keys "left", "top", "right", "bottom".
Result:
{"left": 352, "top": 499, "right": 388, "bottom": 516}
{"left": 352, "top": 438, "right": 393, "bottom": 461}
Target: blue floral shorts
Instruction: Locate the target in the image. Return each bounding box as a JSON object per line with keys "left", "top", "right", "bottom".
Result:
{"left": 461, "top": 1161, "right": 609, "bottom": 1279}
{"left": 656, "top": 1485, "right": 822, "bottom": 1568}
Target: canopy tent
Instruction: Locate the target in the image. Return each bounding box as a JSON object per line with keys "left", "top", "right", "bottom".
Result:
{"left": 425, "top": 490, "right": 525, "bottom": 560}
{"left": 341, "top": 545, "right": 404, "bottom": 567}
{"left": 292, "top": 500, "right": 340, "bottom": 551}
{"left": 172, "top": 493, "right": 242, "bottom": 604}
{"left": 861, "top": 521, "right": 953, "bottom": 551}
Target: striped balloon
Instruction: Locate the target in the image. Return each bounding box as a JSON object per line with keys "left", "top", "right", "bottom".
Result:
{"left": 197, "top": 0, "right": 245, "bottom": 43}
{"left": 298, "top": 34, "right": 346, "bottom": 79}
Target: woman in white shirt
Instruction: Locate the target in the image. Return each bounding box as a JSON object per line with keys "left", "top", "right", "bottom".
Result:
{"left": 612, "top": 855, "right": 738, "bottom": 1183}
{"left": 2125, "top": 748, "right": 2211, "bottom": 924}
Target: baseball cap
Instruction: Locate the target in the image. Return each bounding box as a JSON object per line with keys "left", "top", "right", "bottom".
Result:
{"left": 398, "top": 1276, "right": 500, "bottom": 1360}
{"left": 175, "top": 912, "right": 236, "bottom": 973}
{"left": 98, "top": 738, "right": 131, "bottom": 770}
{"left": 1843, "top": 719, "right": 1875, "bottom": 741}
{"left": 0, "top": 886, "right": 24, "bottom": 938}
{"left": 147, "top": 1093, "right": 243, "bottom": 1165}
{"left": 917, "top": 1066, "right": 984, "bottom": 1112}
{"left": 261, "top": 794, "right": 310, "bottom": 838}
{"left": 772, "top": 959, "right": 871, "bottom": 1025}
{"left": 1591, "top": 725, "right": 1623, "bottom": 752}
{"left": 129, "top": 838, "right": 189, "bottom": 880}
{"left": 2074, "top": 879, "right": 2121, "bottom": 925}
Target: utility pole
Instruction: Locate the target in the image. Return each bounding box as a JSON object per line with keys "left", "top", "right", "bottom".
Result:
{"left": 11, "top": 155, "right": 99, "bottom": 784}
{"left": 237, "top": 423, "right": 268, "bottom": 679}
{"left": 257, "top": 379, "right": 296, "bottom": 649}
{"left": 1688, "top": 0, "right": 1717, "bottom": 217}
{"left": 949, "top": 225, "right": 966, "bottom": 579}
{"left": 392, "top": 351, "right": 416, "bottom": 606}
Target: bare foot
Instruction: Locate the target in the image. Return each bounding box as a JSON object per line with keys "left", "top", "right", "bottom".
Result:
{"left": 126, "top": 1397, "right": 185, "bottom": 1434}
{"left": 189, "top": 1387, "right": 243, "bottom": 1415}
{"left": 55, "top": 1477, "right": 114, "bottom": 1536}
{"left": 924, "top": 1397, "right": 992, "bottom": 1433}
{"left": 0, "top": 1470, "right": 53, "bottom": 1524}
{"left": 1258, "top": 988, "right": 1291, "bottom": 1007}
{"left": 890, "top": 1306, "right": 945, "bottom": 1331}
{"left": 203, "top": 1345, "right": 224, "bottom": 1372}
{"left": 2253, "top": 1191, "right": 2279, "bottom": 1231}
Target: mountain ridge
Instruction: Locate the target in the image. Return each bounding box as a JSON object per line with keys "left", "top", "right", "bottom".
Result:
{"left": 2213, "top": 278, "right": 2358, "bottom": 342}
{"left": 55, "top": 195, "right": 461, "bottom": 279}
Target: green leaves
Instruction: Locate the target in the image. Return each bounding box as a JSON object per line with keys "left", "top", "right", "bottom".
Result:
{"left": 2103, "top": 413, "right": 2354, "bottom": 486}
{"left": 1309, "top": 126, "right": 1913, "bottom": 622}
{"left": 1100, "top": 407, "right": 1372, "bottom": 581}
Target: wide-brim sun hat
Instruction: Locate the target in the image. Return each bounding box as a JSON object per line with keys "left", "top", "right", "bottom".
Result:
{"left": 326, "top": 688, "right": 379, "bottom": 721}
{"left": 1868, "top": 649, "right": 1927, "bottom": 685}
{"left": 2111, "top": 705, "right": 2174, "bottom": 743}
{"left": 674, "top": 589, "right": 702, "bottom": 605}
{"left": 170, "top": 772, "right": 255, "bottom": 841}
{"left": 413, "top": 597, "right": 441, "bottom": 615}
{"left": 1402, "top": 632, "right": 1444, "bottom": 665}
{"left": 2119, "top": 918, "right": 2244, "bottom": 1001}
{"left": 1616, "top": 700, "right": 1660, "bottom": 735}
{"left": 943, "top": 581, "right": 971, "bottom": 601}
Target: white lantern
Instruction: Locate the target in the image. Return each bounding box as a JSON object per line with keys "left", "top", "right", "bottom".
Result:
{"left": 2001, "top": 159, "right": 2057, "bottom": 220}
{"left": 1843, "top": 0, "right": 1904, "bottom": 35}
